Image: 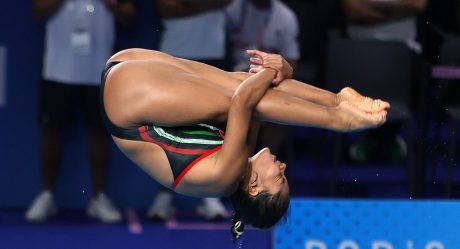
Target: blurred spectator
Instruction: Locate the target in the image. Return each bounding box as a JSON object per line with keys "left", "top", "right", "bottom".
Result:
{"left": 342, "top": 0, "right": 427, "bottom": 52}
{"left": 26, "top": 0, "right": 135, "bottom": 223}
{"left": 226, "top": 0, "right": 300, "bottom": 158}
{"left": 339, "top": 0, "right": 427, "bottom": 163}
{"left": 283, "top": 0, "right": 341, "bottom": 84}
{"left": 147, "top": 0, "right": 231, "bottom": 222}
{"left": 226, "top": 0, "right": 299, "bottom": 71}
{"left": 156, "top": 0, "right": 231, "bottom": 68}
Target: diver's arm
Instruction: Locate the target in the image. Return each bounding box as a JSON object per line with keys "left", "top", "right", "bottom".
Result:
{"left": 212, "top": 68, "right": 277, "bottom": 193}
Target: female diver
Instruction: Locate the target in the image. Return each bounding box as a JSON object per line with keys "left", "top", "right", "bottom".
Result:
{"left": 100, "top": 48, "right": 389, "bottom": 239}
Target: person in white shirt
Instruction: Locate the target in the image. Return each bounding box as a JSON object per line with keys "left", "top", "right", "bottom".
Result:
{"left": 226, "top": 0, "right": 300, "bottom": 71}
{"left": 25, "top": 0, "right": 135, "bottom": 224}
{"left": 157, "top": 0, "right": 231, "bottom": 68}
{"left": 342, "top": 0, "right": 427, "bottom": 52}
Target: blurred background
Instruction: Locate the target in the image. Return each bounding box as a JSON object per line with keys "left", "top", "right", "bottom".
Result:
{"left": 1, "top": 0, "right": 460, "bottom": 248}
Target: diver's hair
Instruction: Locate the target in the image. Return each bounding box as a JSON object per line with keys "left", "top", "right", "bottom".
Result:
{"left": 229, "top": 187, "right": 290, "bottom": 240}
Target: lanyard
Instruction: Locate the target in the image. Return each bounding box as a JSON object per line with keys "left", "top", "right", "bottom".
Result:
{"left": 234, "top": 0, "right": 273, "bottom": 49}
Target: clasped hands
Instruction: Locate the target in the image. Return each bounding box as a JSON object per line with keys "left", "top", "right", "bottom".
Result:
{"left": 246, "top": 50, "right": 293, "bottom": 86}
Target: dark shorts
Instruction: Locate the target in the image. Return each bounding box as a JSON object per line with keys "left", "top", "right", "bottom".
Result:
{"left": 39, "top": 79, "right": 104, "bottom": 129}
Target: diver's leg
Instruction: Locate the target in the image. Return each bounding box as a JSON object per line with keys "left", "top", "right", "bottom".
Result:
{"left": 109, "top": 49, "right": 388, "bottom": 113}
{"left": 254, "top": 89, "right": 387, "bottom": 132}
{"left": 104, "top": 60, "right": 385, "bottom": 132}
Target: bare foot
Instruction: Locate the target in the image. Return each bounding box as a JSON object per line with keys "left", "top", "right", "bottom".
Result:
{"left": 337, "top": 101, "right": 387, "bottom": 132}
{"left": 337, "top": 87, "right": 390, "bottom": 113}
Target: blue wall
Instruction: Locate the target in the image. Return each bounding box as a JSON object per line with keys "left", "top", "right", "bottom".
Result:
{"left": 275, "top": 198, "right": 459, "bottom": 249}
{"left": 0, "top": 1, "right": 166, "bottom": 209}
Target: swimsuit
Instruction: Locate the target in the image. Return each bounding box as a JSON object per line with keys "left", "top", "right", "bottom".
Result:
{"left": 100, "top": 61, "right": 225, "bottom": 189}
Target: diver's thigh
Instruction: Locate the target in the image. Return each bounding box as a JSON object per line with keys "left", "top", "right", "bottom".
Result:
{"left": 107, "top": 60, "right": 232, "bottom": 127}
{"left": 139, "top": 76, "right": 232, "bottom": 127}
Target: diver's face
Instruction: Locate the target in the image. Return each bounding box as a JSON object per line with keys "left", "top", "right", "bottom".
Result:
{"left": 247, "top": 147, "right": 289, "bottom": 197}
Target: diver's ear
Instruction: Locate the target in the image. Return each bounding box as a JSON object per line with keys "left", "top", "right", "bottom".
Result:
{"left": 248, "top": 185, "right": 260, "bottom": 196}
{"left": 248, "top": 173, "right": 260, "bottom": 196}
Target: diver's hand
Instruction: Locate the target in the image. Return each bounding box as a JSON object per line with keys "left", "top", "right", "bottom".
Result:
{"left": 246, "top": 50, "right": 293, "bottom": 84}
